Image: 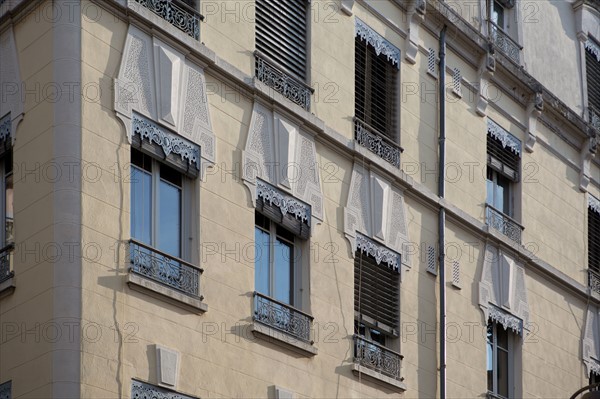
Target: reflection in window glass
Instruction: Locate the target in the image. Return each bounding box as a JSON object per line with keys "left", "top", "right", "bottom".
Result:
{"left": 255, "top": 225, "right": 270, "bottom": 297}
{"left": 5, "top": 154, "right": 12, "bottom": 245}
{"left": 158, "top": 179, "right": 181, "bottom": 257}
{"left": 131, "top": 166, "right": 152, "bottom": 246}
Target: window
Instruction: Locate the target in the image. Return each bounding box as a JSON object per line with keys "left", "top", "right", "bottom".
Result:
{"left": 486, "top": 134, "right": 519, "bottom": 217}
{"left": 486, "top": 0, "right": 520, "bottom": 64}
{"left": 131, "top": 148, "right": 183, "bottom": 258}
{"left": 355, "top": 35, "right": 398, "bottom": 142}
{"left": 1, "top": 150, "right": 13, "bottom": 247}
{"left": 490, "top": 0, "right": 505, "bottom": 30}
{"left": 252, "top": 189, "right": 313, "bottom": 346}
{"left": 255, "top": 0, "right": 308, "bottom": 82}
{"left": 487, "top": 321, "right": 514, "bottom": 398}
{"left": 585, "top": 39, "right": 600, "bottom": 129}
{"left": 589, "top": 205, "right": 600, "bottom": 283}
{"left": 353, "top": 249, "right": 402, "bottom": 380}
{"left": 254, "top": 212, "right": 299, "bottom": 306}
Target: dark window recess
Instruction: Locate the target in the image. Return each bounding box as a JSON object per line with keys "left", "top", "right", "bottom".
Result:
{"left": 355, "top": 35, "right": 397, "bottom": 141}
{"left": 256, "top": 197, "right": 310, "bottom": 240}
{"left": 354, "top": 251, "right": 400, "bottom": 333}
{"left": 487, "top": 135, "right": 520, "bottom": 182}
{"left": 590, "top": 208, "right": 600, "bottom": 274}
{"left": 256, "top": 0, "right": 308, "bottom": 81}
{"left": 586, "top": 45, "right": 600, "bottom": 121}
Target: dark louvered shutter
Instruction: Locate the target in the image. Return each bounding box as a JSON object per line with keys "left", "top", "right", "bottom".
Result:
{"left": 354, "top": 251, "right": 400, "bottom": 332}
{"left": 256, "top": 0, "right": 308, "bottom": 81}
{"left": 355, "top": 36, "right": 397, "bottom": 141}
{"left": 487, "top": 135, "right": 520, "bottom": 182}
{"left": 256, "top": 197, "right": 310, "bottom": 240}
{"left": 590, "top": 208, "right": 600, "bottom": 274}
{"left": 586, "top": 46, "right": 600, "bottom": 122}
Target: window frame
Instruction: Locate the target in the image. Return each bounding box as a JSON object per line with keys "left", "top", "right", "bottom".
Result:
{"left": 487, "top": 321, "right": 514, "bottom": 399}
{"left": 130, "top": 148, "right": 194, "bottom": 262}
{"left": 254, "top": 211, "right": 304, "bottom": 309}
{"left": 354, "top": 35, "right": 399, "bottom": 143}
{"left": 486, "top": 167, "right": 512, "bottom": 217}
{"left": 0, "top": 150, "right": 13, "bottom": 247}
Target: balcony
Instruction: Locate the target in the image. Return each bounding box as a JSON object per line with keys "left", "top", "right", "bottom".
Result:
{"left": 0, "top": 243, "right": 14, "bottom": 298}
{"left": 354, "top": 117, "right": 403, "bottom": 168}
{"left": 128, "top": 239, "right": 206, "bottom": 312}
{"left": 253, "top": 292, "right": 313, "bottom": 343}
{"left": 133, "top": 0, "right": 203, "bottom": 40}
{"left": 589, "top": 269, "right": 600, "bottom": 295}
{"left": 590, "top": 104, "right": 600, "bottom": 131}
{"left": 353, "top": 335, "right": 406, "bottom": 390}
{"left": 486, "top": 204, "right": 523, "bottom": 244}
{"left": 254, "top": 51, "right": 313, "bottom": 111}
{"left": 487, "top": 20, "right": 522, "bottom": 64}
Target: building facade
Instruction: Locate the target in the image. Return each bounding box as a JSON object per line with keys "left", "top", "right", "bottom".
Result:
{"left": 0, "top": 0, "right": 599, "bottom": 398}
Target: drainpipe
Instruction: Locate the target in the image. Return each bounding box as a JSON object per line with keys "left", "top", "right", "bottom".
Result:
{"left": 438, "top": 24, "right": 448, "bottom": 399}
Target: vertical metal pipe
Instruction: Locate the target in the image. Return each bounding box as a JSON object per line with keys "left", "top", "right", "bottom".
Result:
{"left": 438, "top": 24, "right": 448, "bottom": 399}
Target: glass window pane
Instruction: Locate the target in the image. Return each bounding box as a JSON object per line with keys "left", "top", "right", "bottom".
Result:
{"left": 486, "top": 177, "right": 494, "bottom": 206}
{"left": 487, "top": 323, "right": 494, "bottom": 391}
{"left": 131, "top": 166, "right": 152, "bottom": 245}
{"left": 497, "top": 348, "right": 509, "bottom": 397}
{"left": 5, "top": 170, "right": 13, "bottom": 244}
{"left": 274, "top": 238, "right": 293, "bottom": 305}
{"left": 255, "top": 227, "right": 271, "bottom": 296}
{"left": 495, "top": 182, "right": 505, "bottom": 211}
{"left": 158, "top": 179, "right": 181, "bottom": 257}
{"left": 498, "top": 175, "right": 511, "bottom": 215}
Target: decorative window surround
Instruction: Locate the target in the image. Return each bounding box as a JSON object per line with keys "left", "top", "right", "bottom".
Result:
{"left": 0, "top": 27, "right": 24, "bottom": 144}
{"left": 114, "top": 26, "right": 215, "bottom": 179}
{"left": 344, "top": 164, "right": 411, "bottom": 276}
{"left": 132, "top": 113, "right": 200, "bottom": 171}
{"left": 479, "top": 244, "right": 529, "bottom": 337}
{"left": 487, "top": 119, "right": 522, "bottom": 156}
{"left": 131, "top": 380, "right": 196, "bottom": 399}
{"left": 404, "top": 0, "right": 425, "bottom": 64}
{"left": 590, "top": 195, "right": 600, "bottom": 214}
{"left": 242, "top": 102, "right": 324, "bottom": 226}
{"left": 355, "top": 18, "right": 401, "bottom": 70}
{"left": 256, "top": 180, "right": 311, "bottom": 224}
{"left": 583, "top": 305, "right": 600, "bottom": 377}
{"left": 488, "top": 305, "right": 523, "bottom": 335}
{"left": 0, "top": 380, "right": 10, "bottom": 399}
{"left": 355, "top": 233, "right": 400, "bottom": 272}
{"left": 586, "top": 38, "right": 600, "bottom": 62}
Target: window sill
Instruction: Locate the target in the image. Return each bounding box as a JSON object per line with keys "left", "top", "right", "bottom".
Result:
{"left": 250, "top": 321, "right": 318, "bottom": 356}
{"left": 351, "top": 363, "right": 407, "bottom": 391}
{"left": 127, "top": 273, "right": 207, "bottom": 314}
{"left": 0, "top": 275, "right": 15, "bottom": 299}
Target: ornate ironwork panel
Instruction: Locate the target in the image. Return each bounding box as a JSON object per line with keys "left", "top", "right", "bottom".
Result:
{"left": 129, "top": 240, "right": 201, "bottom": 297}
{"left": 486, "top": 205, "right": 523, "bottom": 244}
{"left": 131, "top": 380, "right": 196, "bottom": 399}
{"left": 354, "top": 118, "right": 401, "bottom": 168}
{"left": 253, "top": 292, "right": 313, "bottom": 343}
{"left": 589, "top": 270, "right": 600, "bottom": 296}
{"left": 0, "top": 244, "right": 13, "bottom": 284}
{"left": 354, "top": 335, "right": 402, "bottom": 380}
{"left": 256, "top": 180, "right": 311, "bottom": 223}
{"left": 132, "top": 113, "right": 201, "bottom": 170}
{"left": 255, "top": 53, "right": 312, "bottom": 111}
{"left": 355, "top": 233, "right": 400, "bottom": 271}
{"left": 134, "top": 0, "right": 201, "bottom": 40}
{"left": 590, "top": 105, "right": 600, "bottom": 131}
{"left": 0, "top": 114, "right": 10, "bottom": 144}
{"left": 488, "top": 20, "right": 521, "bottom": 64}
{"left": 0, "top": 381, "right": 10, "bottom": 399}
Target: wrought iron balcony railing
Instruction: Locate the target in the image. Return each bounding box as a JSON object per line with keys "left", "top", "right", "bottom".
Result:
{"left": 253, "top": 291, "right": 314, "bottom": 344}
{"left": 354, "top": 335, "right": 403, "bottom": 381}
{"left": 590, "top": 104, "right": 600, "bottom": 131}
{"left": 485, "top": 204, "right": 523, "bottom": 244}
{"left": 589, "top": 269, "right": 600, "bottom": 295}
{"left": 487, "top": 20, "right": 522, "bottom": 64}
{"left": 254, "top": 51, "right": 313, "bottom": 111}
{"left": 134, "top": 0, "right": 203, "bottom": 40}
{"left": 129, "top": 239, "right": 203, "bottom": 298}
{"left": 0, "top": 242, "right": 14, "bottom": 284}
{"left": 354, "top": 117, "right": 403, "bottom": 168}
